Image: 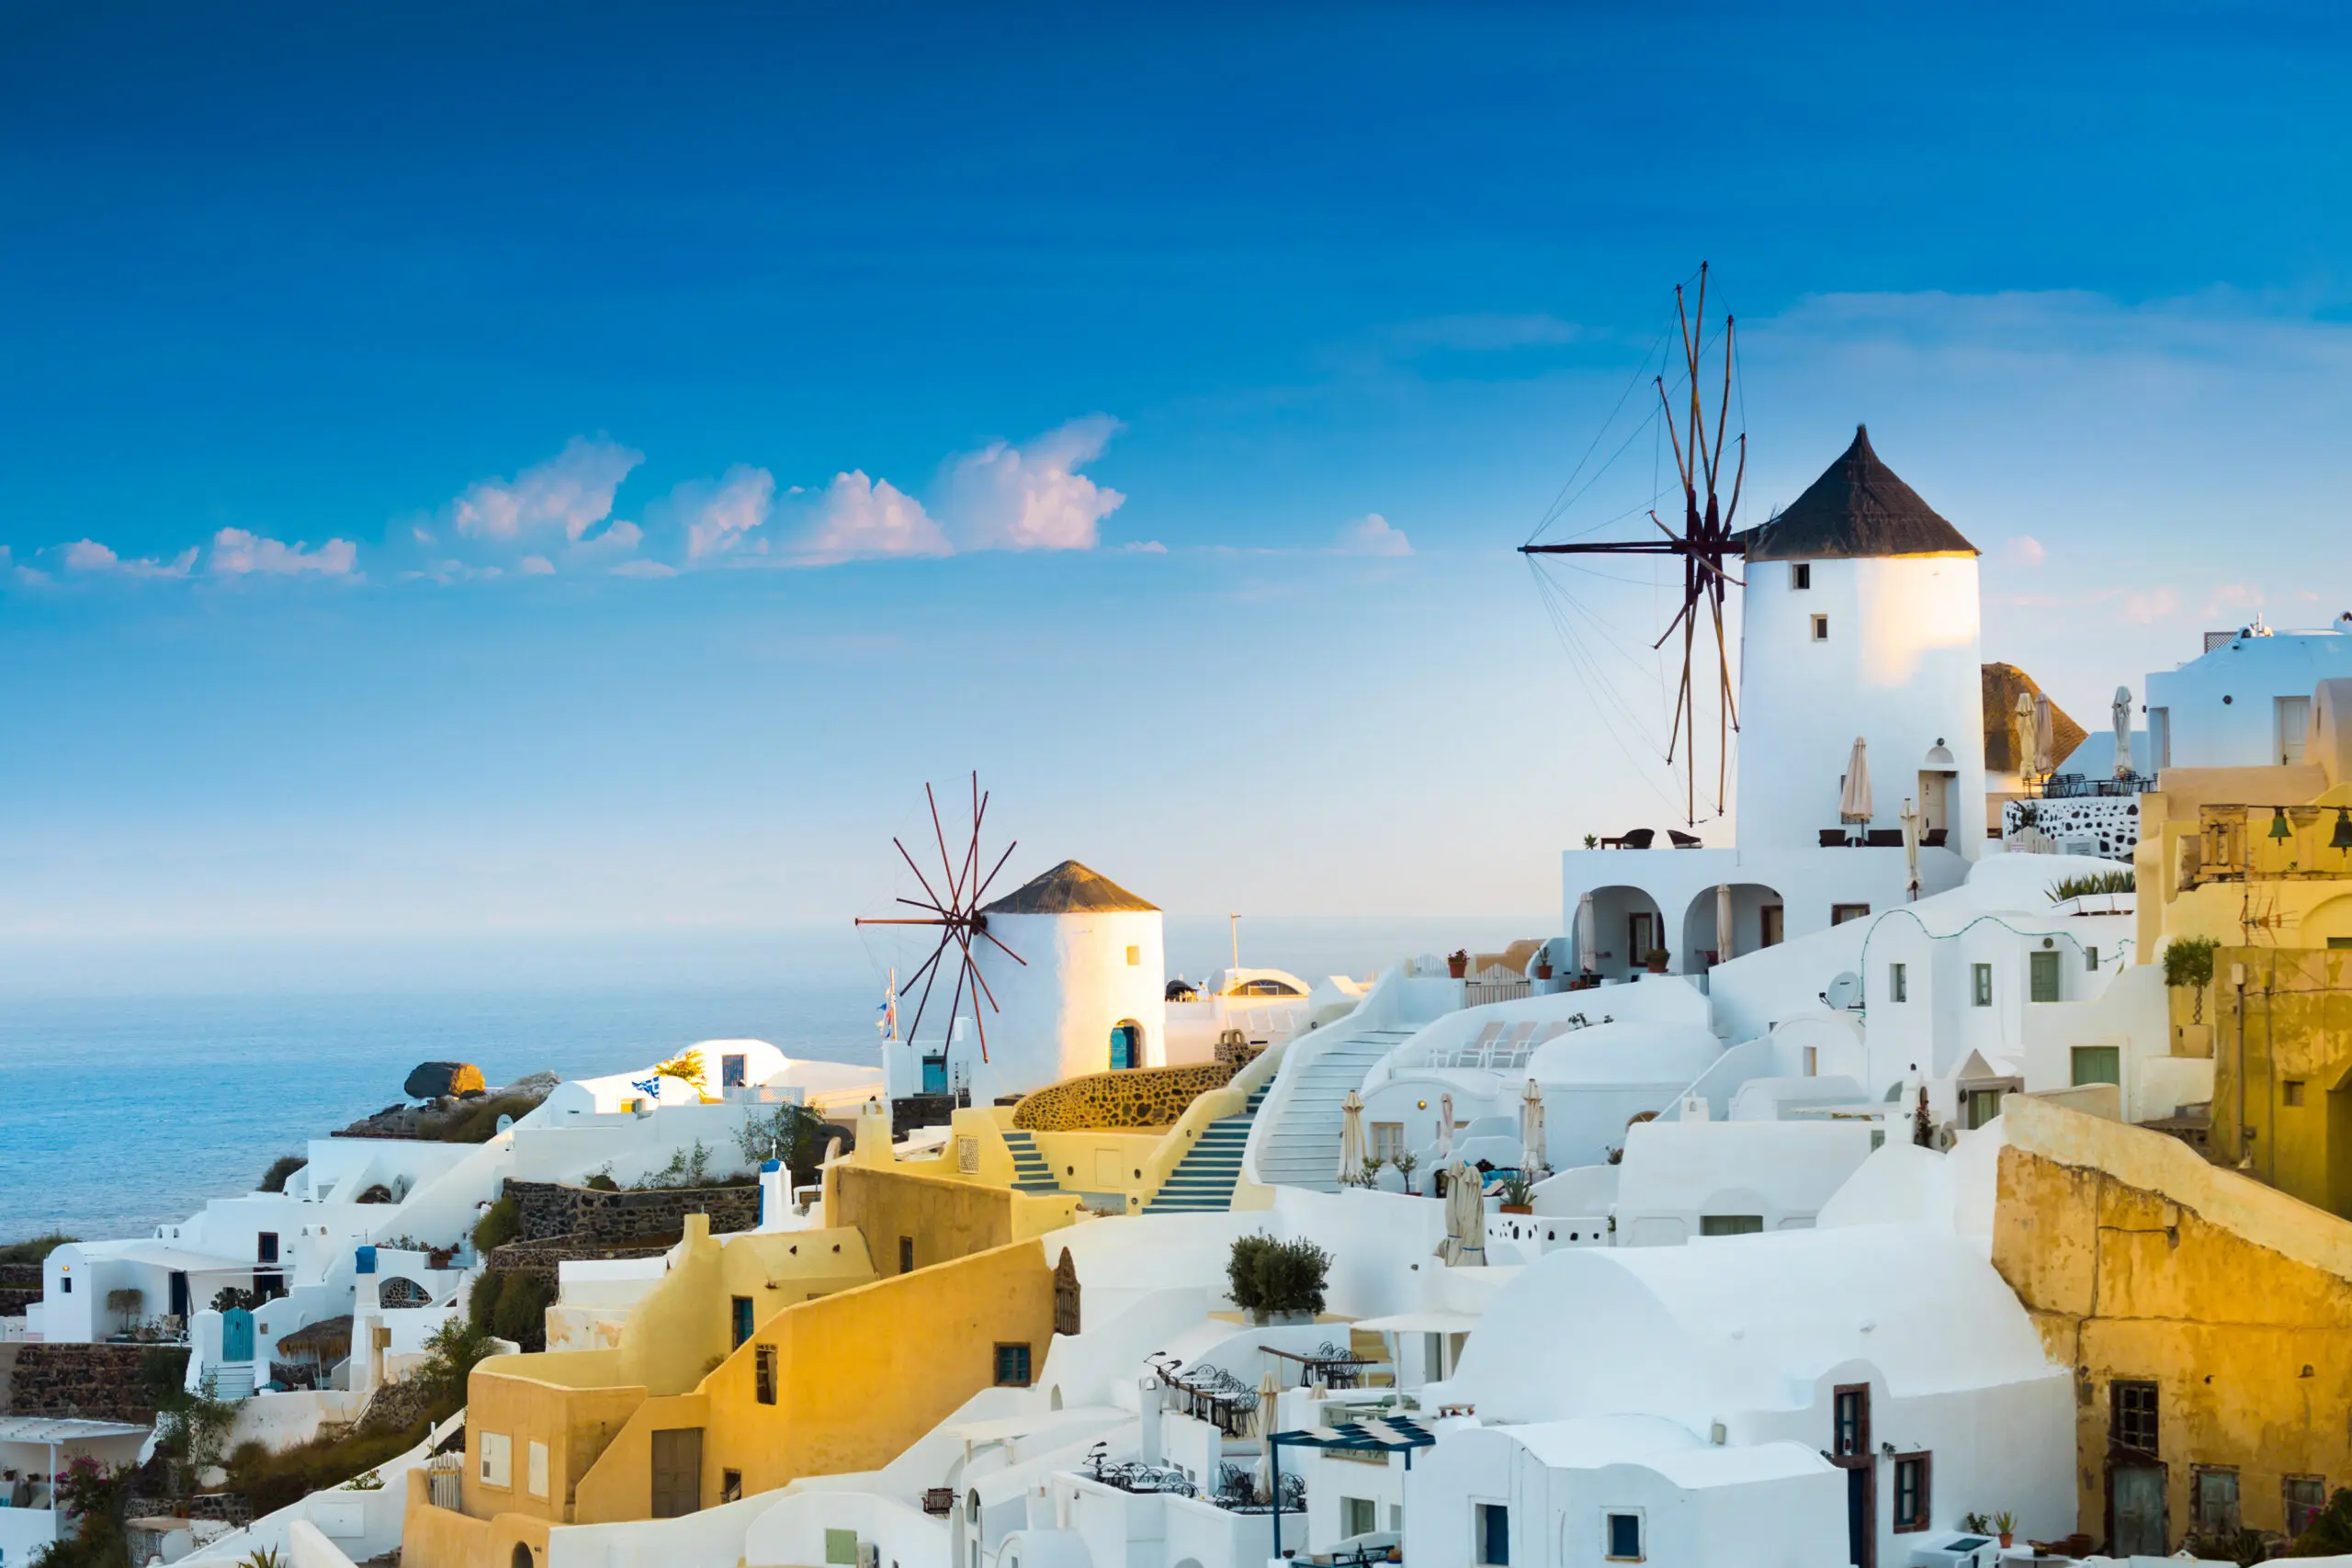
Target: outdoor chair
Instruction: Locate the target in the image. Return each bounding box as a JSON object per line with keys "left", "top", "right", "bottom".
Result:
{"left": 1865, "top": 829, "right": 1903, "bottom": 847}
{"left": 1819, "top": 828, "right": 1854, "bottom": 847}
{"left": 1618, "top": 828, "right": 1656, "bottom": 849}
{"left": 1923, "top": 828, "right": 1949, "bottom": 847}
{"left": 1667, "top": 829, "right": 1701, "bottom": 848}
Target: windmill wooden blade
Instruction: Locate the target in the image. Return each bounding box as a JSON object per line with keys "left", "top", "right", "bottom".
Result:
{"left": 854, "top": 773, "right": 1023, "bottom": 1061}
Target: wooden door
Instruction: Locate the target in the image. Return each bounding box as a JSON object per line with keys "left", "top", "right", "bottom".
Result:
{"left": 2110, "top": 1463, "right": 2165, "bottom": 1556}
{"left": 650, "top": 1427, "right": 702, "bottom": 1518}
{"left": 221, "top": 1308, "right": 254, "bottom": 1362}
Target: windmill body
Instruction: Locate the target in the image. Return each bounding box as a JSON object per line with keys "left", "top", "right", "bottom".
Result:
{"left": 925, "top": 860, "right": 1170, "bottom": 1108}
{"left": 1555, "top": 426, "right": 1990, "bottom": 983}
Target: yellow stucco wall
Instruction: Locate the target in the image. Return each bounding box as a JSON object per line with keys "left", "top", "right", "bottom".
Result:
{"left": 460, "top": 1358, "right": 649, "bottom": 1526}
{"left": 570, "top": 1235, "right": 1057, "bottom": 1519}
{"left": 826, "top": 1162, "right": 1075, "bottom": 1272}
{"left": 2208, "top": 947, "right": 2352, "bottom": 1213}
{"left": 405, "top": 1466, "right": 554, "bottom": 1568}
{"left": 1994, "top": 1095, "right": 2352, "bottom": 1548}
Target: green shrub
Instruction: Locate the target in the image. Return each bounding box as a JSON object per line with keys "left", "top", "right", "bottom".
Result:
{"left": 467, "top": 1270, "right": 502, "bottom": 1334}
{"left": 412, "top": 1317, "right": 501, "bottom": 1413}
{"left": 427, "top": 1094, "right": 540, "bottom": 1144}
{"left": 2289, "top": 1487, "right": 2352, "bottom": 1556}
{"left": 1226, "top": 1234, "right": 1329, "bottom": 1317}
{"left": 2051, "top": 868, "right": 2134, "bottom": 900}
{"left": 225, "top": 1419, "right": 430, "bottom": 1518}
{"left": 2164, "top": 935, "right": 2220, "bottom": 990}
{"left": 0, "top": 1232, "right": 76, "bottom": 1266}
{"left": 734, "top": 1102, "right": 836, "bottom": 1184}
{"left": 33, "top": 1457, "right": 136, "bottom": 1568}
{"left": 471, "top": 1194, "right": 519, "bottom": 1256}
{"left": 491, "top": 1274, "right": 553, "bottom": 1349}
{"left": 257, "top": 1155, "right": 307, "bottom": 1194}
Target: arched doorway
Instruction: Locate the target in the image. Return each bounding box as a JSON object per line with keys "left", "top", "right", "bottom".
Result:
{"left": 1679, "top": 883, "right": 1788, "bottom": 975}
{"left": 512, "top": 1544, "right": 534, "bottom": 1568}
{"left": 1109, "top": 1021, "right": 1141, "bottom": 1070}
{"left": 1577, "top": 886, "right": 1669, "bottom": 979}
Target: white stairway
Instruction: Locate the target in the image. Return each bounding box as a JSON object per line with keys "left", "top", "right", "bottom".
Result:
{"left": 1246, "top": 1027, "right": 1417, "bottom": 1191}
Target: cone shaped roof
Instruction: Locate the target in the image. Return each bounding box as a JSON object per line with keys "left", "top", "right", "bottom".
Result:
{"left": 980, "top": 859, "right": 1159, "bottom": 915}
{"left": 1982, "top": 663, "right": 2086, "bottom": 773}
{"left": 1740, "top": 425, "right": 1977, "bottom": 562}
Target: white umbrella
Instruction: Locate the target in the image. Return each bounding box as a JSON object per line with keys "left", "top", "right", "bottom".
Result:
{"left": 2113, "top": 685, "right": 2134, "bottom": 778}
{"left": 2034, "top": 694, "right": 2055, "bottom": 779}
{"left": 1839, "top": 737, "right": 1872, "bottom": 824}
{"left": 1254, "top": 1368, "right": 1281, "bottom": 1500}
{"left": 1337, "top": 1090, "right": 1367, "bottom": 1188}
{"left": 1714, "top": 882, "right": 1734, "bottom": 963}
{"left": 1435, "top": 1160, "right": 1486, "bottom": 1268}
{"left": 2013, "top": 691, "right": 2039, "bottom": 779}
{"left": 1576, "top": 892, "right": 1597, "bottom": 976}
{"left": 1519, "top": 1078, "right": 1547, "bottom": 1179}
{"left": 1434, "top": 1092, "right": 1454, "bottom": 1167}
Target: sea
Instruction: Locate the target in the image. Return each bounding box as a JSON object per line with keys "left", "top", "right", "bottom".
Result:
{"left": 0, "top": 916, "right": 1545, "bottom": 1241}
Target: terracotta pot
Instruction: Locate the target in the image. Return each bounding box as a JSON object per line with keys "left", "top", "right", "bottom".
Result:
{"left": 1645, "top": 955, "right": 1668, "bottom": 975}
{"left": 1535, "top": 964, "right": 1554, "bottom": 980}
{"left": 1447, "top": 956, "right": 1468, "bottom": 978}
{"left": 1998, "top": 1535, "right": 2013, "bottom": 1550}
{"left": 1499, "top": 1203, "right": 1532, "bottom": 1215}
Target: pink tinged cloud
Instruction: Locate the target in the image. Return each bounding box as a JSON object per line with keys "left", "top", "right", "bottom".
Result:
{"left": 1334, "top": 513, "right": 1412, "bottom": 557}
{"left": 62, "top": 539, "right": 198, "bottom": 577}
{"left": 798, "top": 470, "right": 952, "bottom": 563}
{"left": 448, "top": 435, "right": 644, "bottom": 543}
{"left": 209, "top": 528, "right": 358, "bottom": 577}
{"left": 946, "top": 414, "right": 1125, "bottom": 551}
{"left": 2000, "top": 535, "right": 2047, "bottom": 568}
{"left": 672, "top": 466, "right": 777, "bottom": 562}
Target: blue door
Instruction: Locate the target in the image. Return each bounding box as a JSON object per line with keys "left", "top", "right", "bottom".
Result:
{"left": 922, "top": 1055, "right": 948, "bottom": 1094}
{"left": 222, "top": 1307, "right": 254, "bottom": 1362}
{"left": 1109, "top": 1024, "right": 1138, "bottom": 1070}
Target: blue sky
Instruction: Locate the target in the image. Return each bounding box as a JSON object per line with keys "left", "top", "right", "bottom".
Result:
{"left": 6, "top": 2, "right": 2352, "bottom": 964}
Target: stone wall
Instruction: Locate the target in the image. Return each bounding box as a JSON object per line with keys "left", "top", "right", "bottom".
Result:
{"left": 0, "top": 1342, "right": 187, "bottom": 1423}
{"left": 503, "top": 1179, "right": 759, "bottom": 1245}
{"left": 1011, "top": 1061, "right": 1237, "bottom": 1132}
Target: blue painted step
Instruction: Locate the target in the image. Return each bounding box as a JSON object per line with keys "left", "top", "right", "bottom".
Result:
{"left": 1142, "top": 1079, "right": 1271, "bottom": 1214}
{"left": 999, "top": 1128, "right": 1062, "bottom": 1193}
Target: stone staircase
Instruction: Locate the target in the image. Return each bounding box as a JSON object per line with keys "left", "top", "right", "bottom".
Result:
{"left": 1248, "top": 1028, "right": 1417, "bottom": 1191}
{"left": 1142, "top": 1085, "right": 1271, "bottom": 1214}
{"left": 999, "top": 1128, "right": 1062, "bottom": 1193}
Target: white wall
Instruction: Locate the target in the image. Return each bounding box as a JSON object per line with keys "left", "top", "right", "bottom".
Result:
{"left": 2146, "top": 629, "right": 2352, "bottom": 770}
{"left": 960, "top": 908, "right": 1168, "bottom": 1104}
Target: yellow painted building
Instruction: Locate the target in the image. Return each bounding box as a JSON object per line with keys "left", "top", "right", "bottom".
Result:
{"left": 407, "top": 1213, "right": 1059, "bottom": 1568}
{"left": 1994, "top": 1093, "right": 2352, "bottom": 1553}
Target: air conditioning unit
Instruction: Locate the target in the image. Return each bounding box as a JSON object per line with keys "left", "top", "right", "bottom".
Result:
{"left": 856, "top": 1544, "right": 878, "bottom": 1568}
{"left": 1907, "top": 1532, "right": 1998, "bottom": 1568}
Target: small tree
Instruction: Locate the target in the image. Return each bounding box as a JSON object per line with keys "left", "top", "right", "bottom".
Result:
{"left": 2164, "top": 935, "right": 2222, "bottom": 1022}
{"left": 211, "top": 1286, "right": 261, "bottom": 1314}
{"left": 1390, "top": 1150, "right": 1419, "bottom": 1196}
{"left": 105, "top": 1287, "right": 143, "bottom": 1336}
{"left": 1226, "top": 1234, "right": 1329, "bottom": 1320}
{"left": 734, "top": 1101, "right": 834, "bottom": 1185}
{"left": 257, "top": 1155, "right": 307, "bottom": 1194}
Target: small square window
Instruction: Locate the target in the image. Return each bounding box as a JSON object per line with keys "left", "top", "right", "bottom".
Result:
{"left": 721, "top": 1054, "right": 747, "bottom": 1088}
{"left": 2288, "top": 1475, "right": 2328, "bottom": 1537}
{"left": 1342, "top": 1497, "right": 1377, "bottom": 1539}
{"left": 1973, "top": 964, "right": 1994, "bottom": 1007}
{"left": 1889, "top": 962, "right": 1907, "bottom": 1003}
{"left": 1791, "top": 563, "right": 1811, "bottom": 591}
{"left": 526, "top": 1438, "right": 549, "bottom": 1499}
{"left": 1811, "top": 614, "right": 1829, "bottom": 641}
{"left": 2073, "top": 1046, "right": 2120, "bottom": 1088}
{"left": 1700, "top": 1214, "right": 1762, "bottom": 1236}
{"left": 478, "top": 1431, "right": 512, "bottom": 1489}
{"left": 994, "top": 1342, "right": 1034, "bottom": 1387}
{"left": 899, "top": 1236, "right": 915, "bottom": 1274}
{"left": 257, "top": 1233, "right": 280, "bottom": 1264}
{"left": 1605, "top": 1511, "right": 1643, "bottom": 1562}
{"left": 2286, "top": 1080, "right": 2308, "bottom": 1107}
{"left": 2085, "top": 946, "right": 2100, "bottom": 972}
{"left": 1125, "top": 945, "right": 1140, "bottom": 966}
{"left": 1476, "top": 1503, "right": 1510, "bottom": 1565}
{"left": 721, "top": 1469, "right": 743, "bottom": 1505}
{"left": 1832, "top": 903, "right": 1870, "bottom": 926}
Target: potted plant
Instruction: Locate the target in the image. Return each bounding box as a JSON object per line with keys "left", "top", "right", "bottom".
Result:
{"left": 1534, "top": 955, "right": 1555, "bottom": 981}
{"left": 1495, "top": 1171, "right": 1535, "bottom": 1214}
{"left": 1582, "top": 834, "right": 1599, "bottom": 850}
{"left": 1227, "top": 1234, "right": 1330, "bottom": 1325}
{"left": 1391, "top": 1150, "right": 1419, "bottom": 1197}
{"left": 1644, "top": 948, "right": 1669, "bottom": 975}
{"left": 1447, "top": 949, "right": 1470, "bottom": 979}
{"left": 1993, "top": 1511, "right": 2017, "bottom": 1550}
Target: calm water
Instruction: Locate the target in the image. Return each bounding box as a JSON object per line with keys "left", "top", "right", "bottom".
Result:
{"left": 0, "top": 915, "right": 1547, "bottom": 1241}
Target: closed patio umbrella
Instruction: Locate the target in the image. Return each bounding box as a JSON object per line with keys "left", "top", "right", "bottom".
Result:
{"left": 2113, "top": 685, "right": 2134, "bottom": 777}
{"left": 1520, "top": 1078, "right": 1547, "bottom": 1179}
{"left": 1338, "top": 1090, "right": 1368, "bottom": 1188}
{"left": 1254, "top": 1368, "right": 1281, "bottom": 1501}
{"left": 1714, "top": 882, "right": 1734, "bottom": 963}
{"left": 1576, "top": 892, "right": 1597, "bottom": 976}
{"left": 2034, "top": 694, "right": 2055, "bottom": 779}
{"left": 1839, "top": 737, "right": 1872, "bottom": 824}
{"left": 1900, "top": 797, "right": 1922, "bottom": 900}
{"left": 2013, "top": 691, "right": 2039, "bottom": 780}
{"left": 1434, "top": 1092, "right": 1454, "bottom": 1168}
{"left": 1436, "top": 1160, "right": 1486, "bottom": 1267}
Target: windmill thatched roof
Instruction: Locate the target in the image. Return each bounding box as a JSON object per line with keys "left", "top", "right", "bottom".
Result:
{"left": 1740, "top": 425, "right": 1977, "bottom": 562}
{"left": 1982, "top": 663, "right": 2087, "bottom": 773}
{"left": 981, "top": 860, "right": 1159, "bottom": 915}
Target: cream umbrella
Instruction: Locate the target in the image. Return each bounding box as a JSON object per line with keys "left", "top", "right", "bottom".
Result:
{"left": 1520, "top": 1078, "right": 1548, "bottom": 1179}
{"left": 1900, "top": 796, "right": 1922, "bottom": 901}
{"left": 1254, "top": 1368, "right": 1281, "bottom": 1500}
{"left": 2013, "top": 691, "right": 2038, "bottom": 780}
{"left": 1838, "top": 737, "right": 1872, "bottom": 825}
{"left": 1434, "top": 1092, "right": 1454, "bottom": 1168}
{"left": 1714, "top": 882, "right": 1734, "bottom": 963}
{"left": 2034, "top": 694, "right": 2056, "bottom": 779}
{"left": 1337, "top": 1090, "right": 1368, "bottom": 1188}
{"left": 1576, "top": 892, "right": 1597, "bottom": 976}
{"left": 2113, "top": 685, "right": 2134, "bottom": 778}
{"left": 1435, "top": 1160, "right": 1486, "bottom": 1267}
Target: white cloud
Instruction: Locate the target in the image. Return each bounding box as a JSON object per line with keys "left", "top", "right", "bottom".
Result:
{"left": 661, "top": 466, "right": 776, "bottom": 563}
{"left": 2119, "top": 586, "right": 2181, "bottom": 624}
{"left": 209, "top": 528, "right": 358, "bottom": 578}
{"left": 447, "top": 436, "right": 643, "bottom": 544}
{"left": 944, "top": 414, "right": 1125, "bottom": 551}
{"left": 797, "top": 470, "right": 951, "bottom": 564}
{"left": 1123, "top": 540, "right": 1168, "bottom": 554}
{"left": 1333, "top": 513, "right": 1412, "bottom": 557}
{"left": 1999, "top": 535, "right": 2046, "bottom": 569}
{"left": 518, "top": 555, "right": 556, "bottom": 576}
{"left": 611, "top": 559, "right": 679, "bottom": 579}
{"left": 62, "top": 539, "right": 197, "bottom": 578}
